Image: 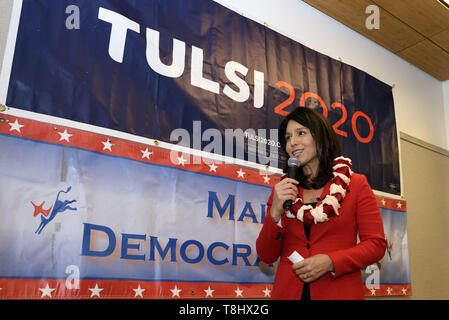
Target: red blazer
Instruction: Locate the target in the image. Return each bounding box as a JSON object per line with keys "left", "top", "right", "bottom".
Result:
{"left": 256, "top": 173, "right": 386, "bottom": 300}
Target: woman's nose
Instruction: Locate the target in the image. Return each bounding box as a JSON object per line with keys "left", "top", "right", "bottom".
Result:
{"left": 289, "top": 135, "right": 299, "bottom": 147}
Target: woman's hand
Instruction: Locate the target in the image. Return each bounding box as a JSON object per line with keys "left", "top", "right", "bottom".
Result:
{"left": 292, "top": 254, "right": 334, "bottom": 283}
{"left": 270, "top": 178, "right": 299, "bottom": 222}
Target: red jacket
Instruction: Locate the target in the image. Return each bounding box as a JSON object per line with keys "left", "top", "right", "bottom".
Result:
{"left": 256, "top": 173, "right": 386, "bottom": 300}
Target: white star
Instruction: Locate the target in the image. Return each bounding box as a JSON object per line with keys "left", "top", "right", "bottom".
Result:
{"left": 39, "top": 283, "right": 56, "bottom": 298}
{"left": 234, "top": 287, "right": 243, "bottom": 297}
{"left": 381, "top": 198, "right": 386, "bottom": 206}
{"left": 8, "top": 119, "right": 24, "bottom": 133}
{"left": 262, "top": 287, "right": 271, "bottom": 297}
{"left": 208, "top": 162, "right": 218, "bottom": 172}
{"left": 177, "top": 155, "right": 187, "bottom": 166}
{"left": 401, "top": 287, "right": 408, "bottom": 295}
{"left": 58, "top": 129, "right": 73, "bottom": 142}
{"left": 133, "top": 284, "right": 145, "bottom": 298}
{"left": 236, "top": 168, "right": 246, "bottom": 178}
{"left": 170, "top": 285, "right": 182, "bottom": 298}
{"left": 397, "top": 202, "right": 403, "bottom": 209}
{"left": 141, "top": 148, "right": 153, "bottom": 159}
{"left": 386, "top": 287, "right": 393, "bottom": 295}
{"left": 263, "top": 175, "right": 270, "bottom": 184}
{"left": 370, "top": 288, "right": 377, "bottom": 295}
{"left": 89, "top": 283, "right": 104, "bottom": 298}
{"left": 204, "top": 286, "right": 214, "bottom": 298}
{"left": 102, "top": 139, "right": 113, "bottom": 151}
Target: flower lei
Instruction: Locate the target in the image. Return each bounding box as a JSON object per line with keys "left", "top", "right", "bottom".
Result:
{"left": 285, "top": 156, "right": 353, "bottom": 226}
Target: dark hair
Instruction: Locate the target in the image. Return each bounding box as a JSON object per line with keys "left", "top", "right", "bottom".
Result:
{"left": 278, "top": 107, "right": 341, "bottom": 189}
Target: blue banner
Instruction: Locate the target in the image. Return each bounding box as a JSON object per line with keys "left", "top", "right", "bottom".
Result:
{"left": 4, "top": 0, "right": 400, "bottom": 194}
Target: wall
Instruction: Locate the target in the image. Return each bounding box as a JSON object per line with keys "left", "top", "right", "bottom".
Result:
{"left": 444, "top": 80, "right": 449, "bottom": 149}
{"left": 395, "top": 134, "right": 449, "bottom": 299}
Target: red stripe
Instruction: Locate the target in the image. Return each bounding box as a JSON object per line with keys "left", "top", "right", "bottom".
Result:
{"left": 0, "top": 114, "right": 280, "bottom": 188}
{"left": 0, "top": 278, "right": 412, "bottom": 299}
{"left": 0, "top": 278, "right": 273, "bottom": 299}
{"left": 375, "top": 196, "right": 407, "bottom": 211}
{"left": 364, "top": 284, "right": 412, "bottom": 297}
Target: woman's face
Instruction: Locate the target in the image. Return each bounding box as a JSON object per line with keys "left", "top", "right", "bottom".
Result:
{"left": 285, "top": 120, "right": 319, "bottom": 169}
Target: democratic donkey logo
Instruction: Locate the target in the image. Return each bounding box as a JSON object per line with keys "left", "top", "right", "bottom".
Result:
{"left": 31, "top": 186, "right": 77, "bottom": 234}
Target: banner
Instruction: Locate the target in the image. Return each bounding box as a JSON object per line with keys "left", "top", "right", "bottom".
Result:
{"left": 0, "top": 114, "right": 411, "bottom": 298}
{"left": 0, "top": 0, "right": 409, "bottom": 299}
{"left": 363, "top": 198, "right": 411, "bottom": 297}
{"left": 2, "top": 0, "right": 400, "bottom": 195}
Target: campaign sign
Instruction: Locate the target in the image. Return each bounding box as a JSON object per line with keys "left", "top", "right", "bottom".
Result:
{"left": 2, "top": 0, "right": 400, "bottom": 195}
{"left": 0, "top": 114, "right": 411, "bottom": 298}
{"left": 0, "top": 118, "right": 275, "bottom": 298}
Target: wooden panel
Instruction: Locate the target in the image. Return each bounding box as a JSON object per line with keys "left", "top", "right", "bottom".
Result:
{"left": 373, "top": 0, "right": 449, "bottom": 37}
{"left": 397, "top": 39, "right": 449, "bottom": 81}
{"left": 303, "top": 0, "right": 424, "bottom": 52}
{"left": 303, "top": 0, "right": 449, "bottom": 81}
{"left": 431, "top": 28, "right": 449, "bottom": 52}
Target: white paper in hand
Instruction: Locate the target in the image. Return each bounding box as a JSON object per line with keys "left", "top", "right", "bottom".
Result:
{"left": 287, "top": 250, "right": 304, "bottom": 264}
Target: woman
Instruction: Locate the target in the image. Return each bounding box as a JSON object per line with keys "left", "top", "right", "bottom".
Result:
{"left": 256, "top": 107, "right": 386, "bottom": 300}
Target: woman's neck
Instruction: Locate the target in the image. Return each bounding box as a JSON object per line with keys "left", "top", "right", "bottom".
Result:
{"left": 302, "top": 159, "right": 319, "bottom": 183}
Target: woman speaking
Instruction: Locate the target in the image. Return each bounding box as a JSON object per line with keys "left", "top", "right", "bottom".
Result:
{"left": 256, "top": 107, "right": 386, "bottom": 300}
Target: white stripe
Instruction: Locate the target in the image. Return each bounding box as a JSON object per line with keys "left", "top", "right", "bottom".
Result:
{"left": 329, "top": 183, "right": 347, "bottom": 197}
{"left": 322, "top": 195, "right": 341, "bottom": 216}
{"left": 297, "top": 204, "right": 313, "bottom": 222}
{"left": 334, "top": 156, "right": 352, "bottom": 165}
{"left": 332, "top": 163, "right": 353, "bottom": 175}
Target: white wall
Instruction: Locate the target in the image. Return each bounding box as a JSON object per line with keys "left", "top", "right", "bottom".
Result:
{"left": 444, "top": 80, "right": 449, "bottom": 147}
{"left": 215, "top": 0, "right": 449, "bottom": 151}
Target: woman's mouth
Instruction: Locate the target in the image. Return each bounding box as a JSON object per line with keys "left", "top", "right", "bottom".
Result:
{"left": 292, "top": 149, "right": 303, "bottom": 157}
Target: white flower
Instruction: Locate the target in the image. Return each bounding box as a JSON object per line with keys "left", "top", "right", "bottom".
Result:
{"left": 297, "top": 204, "right": 314, "bottom": 222}
{"left": 330, "top": 183, "right": 347, "bottom": 198}
{"left": 283, "top": 157, "right": 352, "bottom": 225}
{"left": 332, "top": 163, "right": 353, "bottom": 176}
{"left": 334, "top": 156, "right": 352, "bottom": 165}
{"left": 322, "top": 195, "right": 341, "bottom": 216}
{"left": 310, "top": 206, "right": 329, "bottom": 224}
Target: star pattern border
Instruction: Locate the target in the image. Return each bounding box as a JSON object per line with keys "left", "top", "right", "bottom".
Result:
{"left": 0, "top": 114, "right": 279, "bottom": 188}
{"left": 0, "top": 279, "right": 411, "bottom": 299}
{"left": 0, "top": 279, "right": 280, "bottom": 299}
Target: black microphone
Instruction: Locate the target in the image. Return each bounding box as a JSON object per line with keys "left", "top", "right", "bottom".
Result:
{"left": 283, "top": 157, "right": 300, "bottom": 210}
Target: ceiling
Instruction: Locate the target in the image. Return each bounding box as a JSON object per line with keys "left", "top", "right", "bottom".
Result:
{"left": 302, "top": 0, "right": 449, "bottom": 81}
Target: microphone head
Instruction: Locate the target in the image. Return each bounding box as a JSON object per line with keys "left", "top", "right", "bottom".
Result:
{"left": 287, "top": 157, "right": 300, "bottom": 167}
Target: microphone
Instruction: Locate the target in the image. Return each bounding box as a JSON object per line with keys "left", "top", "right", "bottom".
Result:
{"left": 283, "top": 157, "right": 300, "bottom": 210}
